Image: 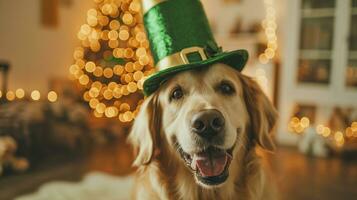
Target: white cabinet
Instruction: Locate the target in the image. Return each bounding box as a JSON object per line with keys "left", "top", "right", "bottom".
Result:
{"left": 277, "top": 0, "right": 357, "bottom": 145}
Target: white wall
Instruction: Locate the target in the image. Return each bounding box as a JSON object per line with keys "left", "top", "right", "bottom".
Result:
{"left": 0, "top": 0, "right": 287, "bottom": 104}
{"left": 0, "top": 0, "right": 92, "bottom": 93}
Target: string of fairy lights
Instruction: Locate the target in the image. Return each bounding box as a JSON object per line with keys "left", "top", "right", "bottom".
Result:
{"left": 288, "top": 117, "right": 357, "bottom": 147}
{"left": 259, "top": 0, "right": 278, "bottom": 64}
{"left": 255, "top": 0, "right": 278, "bottom": 93}
{"left": 0, "top": 89, "right": 58, "bottom": 102}
{"left": 69, "top": 0, "right": 154, "bottom": 122}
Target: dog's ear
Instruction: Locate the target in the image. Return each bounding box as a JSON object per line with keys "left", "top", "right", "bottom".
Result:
{"left": 128, "top": 94, "right": 162, "bottom": 166}
{"left": 239, "top": 74, "right": 278, "bottom": 152}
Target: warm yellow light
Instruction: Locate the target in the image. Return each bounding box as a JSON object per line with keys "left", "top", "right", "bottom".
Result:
{"left": 87, "top": 15, "right": 98, "bottom": 27}
{"left": 103, "top": 68, "right": 114, "bottom": 78}
{"left": 71, "top": 0, "right": 152, "bottom": 120}
{"left": 108, "top": 30, "right": 119, "bottom": 40}
{"left": 133, "top": 71, "right": 144, "bottom": 81}
{"left": 93, "top": 66, "right": 103, "bottom": 77}
{"left": 73, "top": 49, "right": 84, "bottom": 60}
{"left": 69, "top": 64, "right": 80, "bottom": 75}
{"left": 127, "top": 82, "right": 138, "bottom": 93}
{"left": 0, "top": 90, "right": 2, "bottom": 98}
{"left": 122, "top": 12, "right": 133, "bottom": 25}
{"left": 15, "top": 88, "right": 25, "bottom": 99}
{"left": 123, "top": 111, "right": 134, "bottom": 122}
{"left": 89, "top": 87, "right": 100, "bottom": 98}
{"left": 259, "top": 54, "right": 269, "bottom": 64}
{"left": 113, "top": 65, "right": 124, "bottom": 75}
{"left": 129, "top": 1, "right": 141, "bottom": 13}
{"left": 91, "top": 82, "right": 102, "bottom": 91}
{"left": 264, "top": 48, "right": 275, "bottom": 59}
{"left": 96, "top": 103, "right": 106, "bottom": 114}
{"left": 87, "top": 8, "right": 97, "bottom": 17}
{"left": 113, "top": 87, "right": 122, "bottom": 98}
{"left": 89, "top": 98, "right": 99, "bottom": 109}
{"left": 124, "top": 48, "right": 134, "bottom": 58}
{"left": 113, "top": 48, "right": 125, "bottom": 58}
{"left": 103, "top": 90, "right": 113, "bottom": 100}
{"left": 137, "top": 79, "right": 144, "bottom": 90}
{"left": 47, "top": 91, "right": 58, "bottom": 102}
{"left": 300, "top": 117, "right": 310, "bottom": 128}
{"left": 109, "top": 20, "right": 120, "bottom": 30}
{"left": 125, "top": 62, "right": 134, "bottom": 73}
{"left": 119, "top": 113, "right": 125, "bottom": 122}
{"left": 98, "top": 15, "right": 109, "bottom": 26}
{"left": 83, "top": 91, "right": 91, "bottom": 102}
{"left": 345, "top": 127, "right": 353, "bottom": 138}
{"left": 135, "top": 32, "right": 146, "bottom": 42}
{"left": 119, "top": 103, "right": 130, "bottom": 112}
{"left": 351, "top": 122, "right": 357, "bottom": 131}
{"left": 334, "top": 131, "right": 344, "bottom": 142}
{"left": 119, "top": 30, "right": 130, "bottom": 41}
{"left": 6, "top": 91, "right": 15, "bottom": 101}
{"left": 105, "top": 106, "right": 118, "bottom": 118}
{"left": 108, "top": 39, "right": 119, "bottom": 48}
{"left": 322, "top": 127, "right": 331, "bottom": 137}
{"left": 129, "top": 37, "right": 140, "bottom": 48}
{"left": 124, "top": 74, "right": 133, "bottom": 83}
{"left": 79, "top": 74, "right": 90, "bottom": 85}
{"left": 290, "top": 117, "right": 299, "bottom": 126}
{"left": 31, "top": 90, "right": 41, "bottom": 101}
{"left": 134, "top": 61, "right": 144, "bottom": 71}
{"left": 108, "top": 82, "right": 117, "bottom": 90}
{"left": 85, "top": 61, "right": 96, "bottom": 73}
{"left": 80, "top": 24, "right": 91, "bottom": 35}
{"left": 94, "top": 110, "right": 103, "bottom": 118}
{"left": 139, "top": 55, "right": 149, "bottom": 65}
{"left": 336, "top": 139, "right": 344, "bottom": 147}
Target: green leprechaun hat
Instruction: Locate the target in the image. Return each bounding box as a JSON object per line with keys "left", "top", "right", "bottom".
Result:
{"left": 142, "top": 0, "right": 249, "bottom": 96}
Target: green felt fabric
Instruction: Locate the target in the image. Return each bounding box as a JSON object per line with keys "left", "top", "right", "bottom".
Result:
{"left": 142, "top": 0, "right": 249, "bottom": 96}
{"left": 143, "top": 0, "right": 217, "bottom": 64}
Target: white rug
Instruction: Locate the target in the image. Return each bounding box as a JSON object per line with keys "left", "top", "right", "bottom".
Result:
{"left": 16, "top": 172, "right": 134, "bottom": 200}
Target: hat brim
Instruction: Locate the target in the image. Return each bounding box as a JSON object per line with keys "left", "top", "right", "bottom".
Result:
{"left": 143, "top": 49, "right": 249, "bottom": 96}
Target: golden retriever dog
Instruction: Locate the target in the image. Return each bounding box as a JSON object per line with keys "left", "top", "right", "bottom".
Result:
{"left": 128, "top": 63, "right": 278, "bottom": 200}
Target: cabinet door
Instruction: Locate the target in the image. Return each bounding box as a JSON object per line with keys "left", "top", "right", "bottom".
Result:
{"left": 346, "top": 0, "right": 357, "bottom": 87}
{"left": 297, "top": 0, "right": 335, "bottom": 84}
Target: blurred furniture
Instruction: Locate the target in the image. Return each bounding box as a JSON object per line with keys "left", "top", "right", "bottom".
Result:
{"left": 278, "top": 0, "right": 357, "bottom": 145}
{"left": 0, "top": 101, "right": 92, "bottom": 175}
{"left": 0, "top": 62, "right": 10, "bottom": 103}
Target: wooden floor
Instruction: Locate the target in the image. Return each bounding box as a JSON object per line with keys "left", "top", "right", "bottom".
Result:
{"left": 0, "top": 139, "right": 356, "bottom": 200}
{"left": 268, "top": 148, "right": 357, "bottom": 200}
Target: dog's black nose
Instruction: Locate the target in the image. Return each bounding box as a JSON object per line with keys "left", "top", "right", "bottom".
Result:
{"left": 191, "top": 109, "right": 225, "bottom": 139}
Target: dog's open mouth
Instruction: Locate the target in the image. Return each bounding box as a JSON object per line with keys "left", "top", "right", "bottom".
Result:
{"left": 178, "top": 146, "right": 233, "bottom": 186}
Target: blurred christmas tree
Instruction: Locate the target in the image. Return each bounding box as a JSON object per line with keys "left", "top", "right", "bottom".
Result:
{"left": 69, "top": 0, "right": 154, "bottom": 123}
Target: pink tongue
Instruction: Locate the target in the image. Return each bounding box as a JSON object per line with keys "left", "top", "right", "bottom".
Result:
{"left": 195, "top": 152, "right": 228, "bottom": 177}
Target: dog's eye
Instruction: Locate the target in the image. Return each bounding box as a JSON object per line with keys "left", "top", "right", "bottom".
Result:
{"left": 218, "top": 81, "right": 235, "bottom": 95}
{"left": 171, "top": 87, "right": 184, "bottom": 100}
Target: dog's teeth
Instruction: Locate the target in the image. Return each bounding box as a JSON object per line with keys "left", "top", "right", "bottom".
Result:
{"left": 191, "top": 155, "right": 197, "bottom": 170}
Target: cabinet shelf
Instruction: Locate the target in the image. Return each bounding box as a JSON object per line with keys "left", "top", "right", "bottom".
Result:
{"left": 299, "top": 50, "right": 332, "bottom": 59}
{"left": 301, "top": 8, "right": 335, "bottom": 18}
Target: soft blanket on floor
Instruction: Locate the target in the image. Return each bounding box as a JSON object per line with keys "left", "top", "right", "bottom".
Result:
{"left": 16, "top": 172, "right": 134, "bottom": 200}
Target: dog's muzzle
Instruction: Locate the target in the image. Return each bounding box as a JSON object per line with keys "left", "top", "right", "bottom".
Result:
{"left": 177, "top": 145, "right": 233, "bottom": 186}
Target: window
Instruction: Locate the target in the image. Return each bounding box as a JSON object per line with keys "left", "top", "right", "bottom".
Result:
{"left": 297, "top": 0, "right": 335, "bottom": 84}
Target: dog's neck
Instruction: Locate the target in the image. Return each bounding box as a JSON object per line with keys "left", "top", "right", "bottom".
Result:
{"left": 147, "top": 143, "right": 263, "bottom": 200}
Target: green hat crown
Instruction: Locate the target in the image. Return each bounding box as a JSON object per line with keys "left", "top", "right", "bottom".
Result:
{"left": 142, "top": 0, "right": 249, "bottom": 96}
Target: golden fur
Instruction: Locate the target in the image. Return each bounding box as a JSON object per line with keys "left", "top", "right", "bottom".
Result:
{"left": 128, "top": 64, "right": 278, "bottom": 200}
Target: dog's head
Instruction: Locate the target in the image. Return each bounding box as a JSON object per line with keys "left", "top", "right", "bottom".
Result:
{"left": 129, "top": 63, "right": 277, "bottom": 187}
